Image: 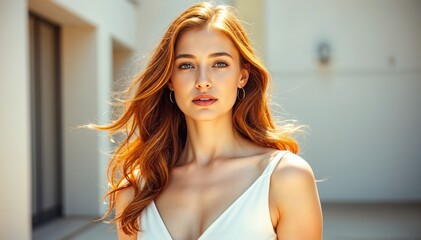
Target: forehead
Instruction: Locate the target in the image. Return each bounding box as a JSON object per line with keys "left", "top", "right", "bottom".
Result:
{"left": 174, "top": 27, "right": 239, "bottom": 57}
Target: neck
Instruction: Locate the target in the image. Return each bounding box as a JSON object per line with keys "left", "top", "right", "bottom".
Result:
{"left": 179, "top": 114, "right": 249, "bottom": 166}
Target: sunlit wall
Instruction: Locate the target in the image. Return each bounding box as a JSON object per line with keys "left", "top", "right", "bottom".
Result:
{"left": 265, "top": 0, "right": 421, "bottom": 202}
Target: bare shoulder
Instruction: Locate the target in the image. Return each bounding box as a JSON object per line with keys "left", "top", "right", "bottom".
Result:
{"left": 115, "top": 169, "right": 142, "bottom": 206}
{"left": 273, "top": 152, "right": 316, "bottom": 184}
{"left": 115, "top": 182, "right": 135, "bottom": 208}
{"left": 270, "top": 152, "right": 323, "bottom": 239}
{"left": 270, "top": 152, "right": 318, "bottom": 206}
{"left": 115, "top": 178, "right": 137, "bottom": 240}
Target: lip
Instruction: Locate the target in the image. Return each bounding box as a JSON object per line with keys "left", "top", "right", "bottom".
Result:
{"left": 192, "top": 94, "right": 218, "bottom": 106}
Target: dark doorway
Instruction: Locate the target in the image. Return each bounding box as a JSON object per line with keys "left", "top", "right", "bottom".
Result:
{"left": 29, "top": 13, "right": 62, "bottom": 227}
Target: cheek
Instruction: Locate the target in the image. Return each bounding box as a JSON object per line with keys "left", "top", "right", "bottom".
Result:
{"left": 170, "top": 75, "right": 192, "bottom": 103}
{"left": 215, "top": 71, "right": 241, "bottom": 90}
{"left": 171, "top": 71, "right": 195, "bottom": 88}
{"left": 169, "top": 77, "right": 184, "bottom": 93}
{"left": 215, "top": 78, "right": 240, "bottom": 104}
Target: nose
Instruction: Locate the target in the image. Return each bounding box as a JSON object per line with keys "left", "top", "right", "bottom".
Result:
{"left": 195, "top": 68, "right": 212, "bottom": 89}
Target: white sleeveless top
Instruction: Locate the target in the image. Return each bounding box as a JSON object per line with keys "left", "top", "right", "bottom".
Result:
{"left": 138, "top": 150, "right": 289, "bottom": 240}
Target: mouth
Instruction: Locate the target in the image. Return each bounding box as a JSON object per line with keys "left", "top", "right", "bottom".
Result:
{"left": 192, "top": 94, "right": 218, "bottom": 106}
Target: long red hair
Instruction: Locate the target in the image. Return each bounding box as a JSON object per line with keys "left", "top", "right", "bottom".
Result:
{"left": 94, "top": 2, "right": 301, "bottom": 235}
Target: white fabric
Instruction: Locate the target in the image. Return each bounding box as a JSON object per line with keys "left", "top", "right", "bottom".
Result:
{"left": 138, "top": 150, "right": 289, "bottom": 240}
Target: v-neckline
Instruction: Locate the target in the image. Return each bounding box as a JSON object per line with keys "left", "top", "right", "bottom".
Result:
{"left": 150, "top": 150, "right": 283, "bottom": 240}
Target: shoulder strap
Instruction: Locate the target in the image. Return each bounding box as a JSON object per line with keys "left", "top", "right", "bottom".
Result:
{"left": 264, "top": 150, "right": 290, "bottom": 176}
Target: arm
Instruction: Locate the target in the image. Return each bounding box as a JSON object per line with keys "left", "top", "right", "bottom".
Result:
{"left": 115, "top": 186, "right": 137, "bottom": 240}
{"left": 271, "top": 153, "right": 323, "bottom": 240}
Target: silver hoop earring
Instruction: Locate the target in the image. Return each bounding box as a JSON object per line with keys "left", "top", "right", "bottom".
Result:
{"left": 237, "top": 87, "right": 246, "bottom": 100}
{"left": 169, "top": 91, "right": 175, "bottom": 103}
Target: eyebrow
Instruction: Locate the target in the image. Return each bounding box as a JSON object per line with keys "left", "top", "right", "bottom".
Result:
{"left": 174, "top": 52, "right": 233, "bottom": 60}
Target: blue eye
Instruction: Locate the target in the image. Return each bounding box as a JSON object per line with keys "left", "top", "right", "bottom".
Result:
{"left": 179, "top": 63, "right": 194, "bottom": 69}
{"left": 214, "top": 62, "right": 228, "bottom": 68}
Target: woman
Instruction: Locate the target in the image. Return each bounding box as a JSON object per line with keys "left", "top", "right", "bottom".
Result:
{"left": 96, "top": 2, "right": 322, "bottom": 239}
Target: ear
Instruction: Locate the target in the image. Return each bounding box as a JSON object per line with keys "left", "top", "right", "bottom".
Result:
{"left": 168, "top": 80, "right": 174, "bottom": 91}
{"left": 238, "top": 65, "right": 250, "bottom": 88}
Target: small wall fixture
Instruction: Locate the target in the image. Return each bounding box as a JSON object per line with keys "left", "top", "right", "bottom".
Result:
{"left": 317, "top": 41, "right": 331, "bottom": 65}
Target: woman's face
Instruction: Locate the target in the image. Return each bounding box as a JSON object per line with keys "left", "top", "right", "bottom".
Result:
{"left": 169, "top": 27, "right": 249, "bottom": 122}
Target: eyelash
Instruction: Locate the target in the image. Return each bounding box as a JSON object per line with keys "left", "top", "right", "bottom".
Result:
{"left": 178, "top": 63, "right": 194, "bottom": 69}
{"left": 214, "top": 62, "right": 228, "bottom": 68}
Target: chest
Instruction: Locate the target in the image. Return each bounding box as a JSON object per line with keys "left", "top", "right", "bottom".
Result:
{"left": 151, "top": 160, "right": 271, "bottom": 240}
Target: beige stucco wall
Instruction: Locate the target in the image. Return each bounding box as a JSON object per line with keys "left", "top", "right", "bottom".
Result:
{"left": 0, "top": 1, "right": 32, "bottom": 239}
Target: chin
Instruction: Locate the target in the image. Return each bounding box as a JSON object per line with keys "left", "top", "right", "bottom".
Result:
{"left": 184, "top": 109, "right": 233, "bottom": 122}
